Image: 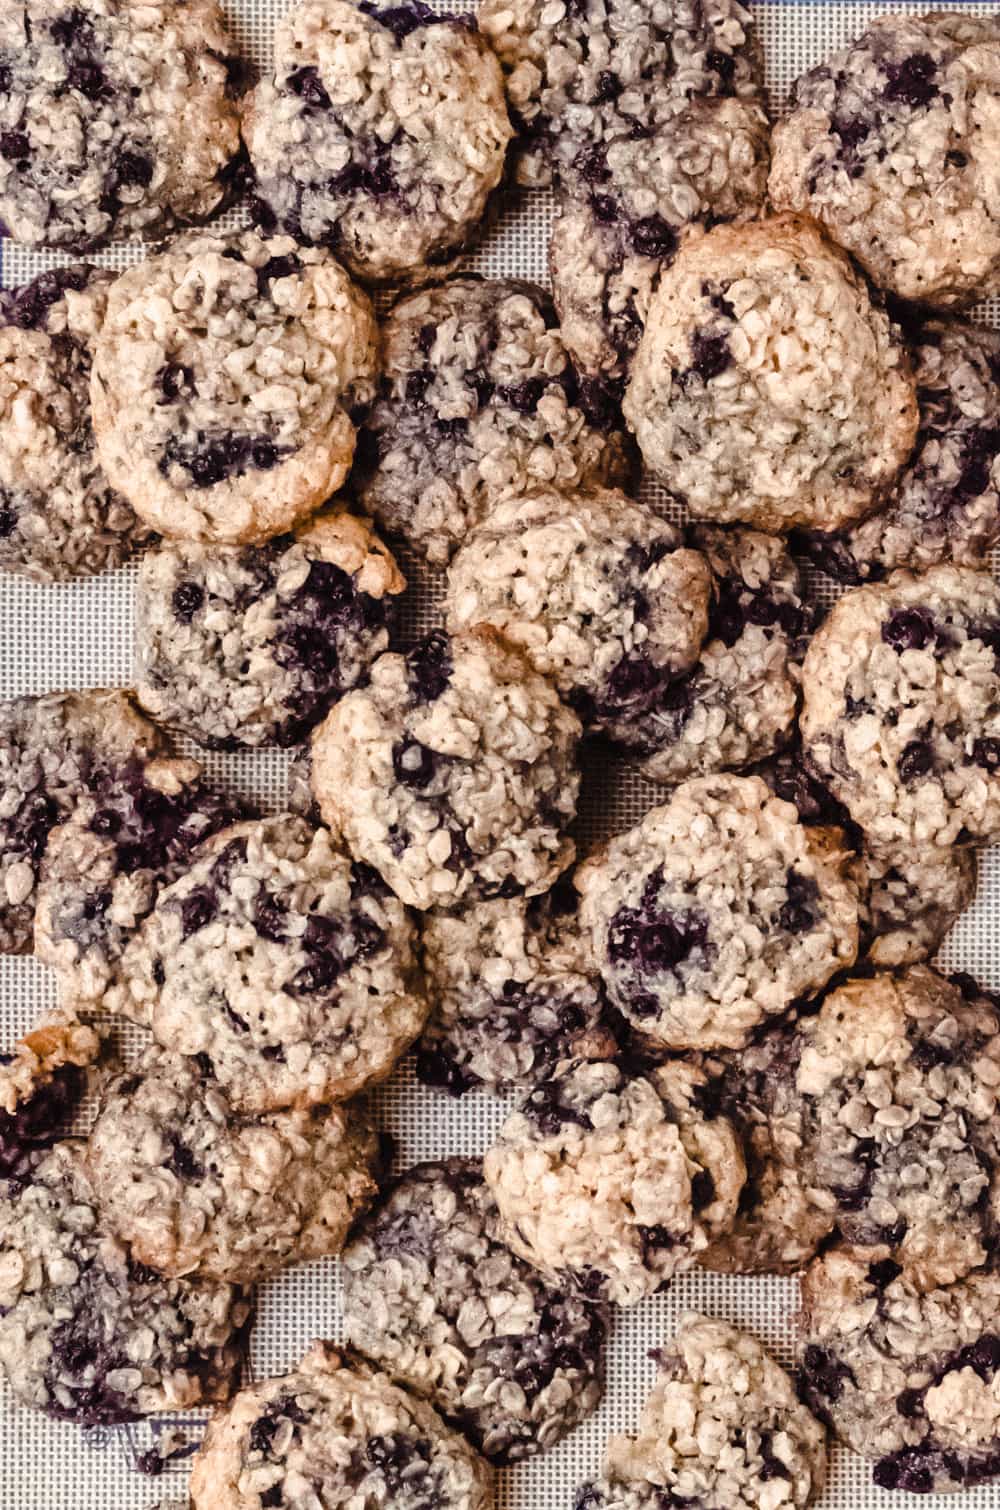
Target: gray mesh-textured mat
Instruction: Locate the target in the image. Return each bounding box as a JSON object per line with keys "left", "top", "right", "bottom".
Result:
{"left": 3, "top": 1, "right": 1000, "bottom": 1505}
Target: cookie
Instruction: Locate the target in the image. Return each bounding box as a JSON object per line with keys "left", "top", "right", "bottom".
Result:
{"left": 0, "top": 1011, "right": 100, "bottom": 1185}
{"left": 0, "top": 266, "right": 150, "bottom": 580}
{"left": 577, "top": 1315, "right": 827, "bottom": 1510}
{"left": 619, "top": 525, "right": 810, "bottom": 780}
{"left": 342, "top": 1158, "right": 607, "bottom": 1462}
{"left": 34, "top": 755, "right": 242, "bottom": 1011}
{"left": 575, "top": 774, "right": 859, "bottom": 1052}
{"left": 90, "top": 231, "right": 378, "bottom": 545}
{"left": 623, "top": 216, "right": 919, "bottom": 534}
{"left": 310, "top": 629, "right": 581, "bottom": 911}
{"left": 697, "top": 1022, "right": 833, "bottom": 1277}
{"left": 245, "top": 0, "right": 511, "bottom": 286}
{"left": 353, "top": 278, "right": 634, "bottom": 565}
{"left": 136, "top": 513, "right": 405, "bottom": 750}
{"left": 87, "top": 1049, "right": 379, "bottom": 1284}
{"left": 794, "top": 319, "right": 1000, "bottom": 583}
{"left": 0, "top": 1140, "right": 250, "bottom": 1424}
{"left": 416, "top": 882, "right": 616, "bottom": 1096}
{"left": 189, "top": 1343, "right": 494, "bottom": 1510}
{"left": 770, "top": 13, "right": 1000, "bottom": 307}
{"left": 795, "top": 967, "right": 1000, "bottom": 1291}
{"left": 800, "top": 1246, "right": 1000, "bottom": 1493}
{"left": 800, "top": 564, "right": 1000, "bottom": 848}
{"left": 754, "top": 745, "right": 978, "bottom": 968}
{"left": 445, "top": 486, "right": 712, "bottom": 739}
{"left": 0, "top": 0, "right": 243, "bottom": 251}
{"left": 109, "top": 815, "right": 427, "bottom": 1113}
{"left": 0, "top": 689, "right": 163, "bottom": 955}
{"left": 483, "top": 1057, "right": 745, "bottom": 1307}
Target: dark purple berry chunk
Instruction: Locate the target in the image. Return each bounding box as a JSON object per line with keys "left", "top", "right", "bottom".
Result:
{"left": 178, "top": 887, "right": 217, "bottom": 939}
{"left": 973, "top": 738, "right": 1000, "bottom": 772}
{"left": 158, "top": 432, "right": 288, "bottom": 488}
{"left": 287, "top": 65, "right": 331, "bottom": 109}
{"left": 898, "top": 740, "right": 933, "bottom": 783}
{"left": 392, "top": 739, "right": 440, "bottom": 789}
{"left": 406, "top": 631, "right": 453, "bottom": 703}
{"left": 778, "top": 869, "right": 819, "bottom": 935}
{"left": 67, "top": 58, "right": 106, "bottom": 99}
{"left": 688, "top": 329, "right": 731, "bottom": 382}
{"left": 157, "top": 363, "right": 195, "bottom": 403}
{"left": 882, "top": 52, "right": 939, "bottom": 109}
{"left": 0, "top": 502, "right": 17, "bottom": 538}
{"left": 882, "top": 607, "right": 935, "bottom": 653}
{"left": 0, "top": 1063, "right": 84, "bottom": 1185}
{"left": 800, "top": 1344, "right": 855, "bottom": 1404}
{"left": 0, "top": 130, "right": 28, "bottom": 160}
{"left": 630, "top": 214, "right": 677, "bottom": 261}
{"left": 113, "top": 150, "right": 153, "bottom": 188}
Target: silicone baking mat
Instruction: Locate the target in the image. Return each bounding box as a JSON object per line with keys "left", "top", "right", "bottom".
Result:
{"left": 4, "top": 1, "right": 1000, "bottom": 1505}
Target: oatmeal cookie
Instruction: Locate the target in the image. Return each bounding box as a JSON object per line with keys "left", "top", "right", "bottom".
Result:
{"left": 575, "top": 774, "right": 859, "bottom": 1052}
{"left": 246, "top": 0, "right": 511, "bottom": 285}
{"left": 310, "top": 629, "right": 581, "bottom": 911}
{"left": 484, "top": 1058, "right": 745, "bottom": 1307}
{"left": 354, "top": 278, "right": 634, "bottom": 565}
{"left": 342, "top": 1159, "right": 607, "bottom": 1462}
{"left": 136, "top": 513, "right": 404, "bottom": 749}
{"left": 770, "top": 13, "right": 1000, "bottom": 307}
{"left": 91, "top": 231, "right": 378, "bottom": 545}
{"left": 109, "top": 815, "right": 426, "bottom": 1112}
{"left": 623, "top": 216, "right": 918, "bottom": 534}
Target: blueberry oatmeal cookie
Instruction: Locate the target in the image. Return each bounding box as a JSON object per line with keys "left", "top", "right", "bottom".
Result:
{"left": 0, "top": 0, "right": 243, "bottom": 251}
{"left": 353, "top": 278, "right": 634, "bottom": 566}
{"left": 800, "top": 1246, "right": 1000, "bottom": 1492}
{"left": 576, "top": 1315, "right": 827, "bottom": 1510}
{"left": 0, "top": 689, "right": 163, "bottom": 955}
{"left": 576, "top": 775, "right": 859, "bottom": 1053}
{"left": 189, "top": 1343, "right": 494, "bottom": 1510}
{"left": 416, "top": 884, "right": 616, "bottom": 1096}
{"left": 245, "top": 0, "right": 511, "bottom": 286}
{"left": 136, "top": 514, "right": 405, "bottom": 750}
{"left": 624, "top": 216, "right": 918, "bottom": 534}
{"left": 801, "top": 565, "right": 1000, "bottom": 848}
{"left": 445, "top": 486, "right": 712, "bottom": 740}
{"left": 794, "top": 319, "right": 1000, "bottom": 584}
{"left": 0, "top": 1011, "right": 101, "bottom": 1185}
{"left": 484, "top": 1058, "right": 745, "bottom": 1307}
{"left": 87, "top": 1049, "right": 379, "bottom": 1284}
{"left": 35, "top": 756, "right": 242, "bottom": 1011}
{"left": 0, "top": 266, "right": 150, "bottom": 580}
{"left": 615, "top": 525, "right": 810, "bottom": 779}
{"left": 770, "top": 13, "right": 1000, "bottom": 308}
{"left": 697, "top": 1022, "right": 833, "bottom": 1276}
{"left": 310, "top": 630, "right": 581, "bottom": 911}
{"left": 0, "top": 1139, "right": 250, "bottom": 1424}
{"left": 794, "top": 968, "right": 1000, "bottom": 1292}
{"left": 91, "top": 231, "right": 378, "bottom": 546}
{"left": 110, "top": 815, "right": 426, "bottom": 1112}
{"left": 342, "top": 1159, "right": 607, "bottom": 1462}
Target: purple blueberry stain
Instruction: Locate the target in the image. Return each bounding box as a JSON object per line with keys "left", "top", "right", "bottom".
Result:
{"left": 882, "top": 52, "right": 939, "bottom": 109}
{"left": 287, "top": 65, "right": 330, "bottom": 109}
{"left": 171, "top": 580, "right": 204, "bottom": 622}
{"left": 898, "top": 740, "right": 934, "bottom": 783}
{"left": 687, "top": 329, "right": 732, "bottom": 383}
{"left": 882, "top": 607, "right": 936, "bottom": 653}
{"left": 158, "top": 431, "right": 289, "bottom": 489}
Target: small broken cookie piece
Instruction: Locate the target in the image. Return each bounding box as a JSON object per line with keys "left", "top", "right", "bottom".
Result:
{"left": 416, "top": 882, "right": 616, "bottom": 1096}
{"left": 484, "top": 1057, "right": 745, "bottom": 1307}
{"left": 189, "top": 1344, "right": 493, "bottom": 1510}
{"left": 770, "top": 12, "right": 1000, "bottom": 307}
{"left": 342, "top": 1158, "right": 607, "bottom": 1463}
{"left": 35, "top": 756, "right": 243, "bottom": 1011}
{"left": 800, "top": 1246, "right": 1000, "bottom": 1492}
{"left": 446, "top": 486, "right": 712, "bottom": 740}
{"left": 801, "top": 564, "right": 1000, "bottom": 848}
{"left": 794, "top": 318, "right": 1000, "bottom": 583}
{"left": 576, "top": 774, "right": 859, "bottom": 1052}
{"left": 354, "top": 277, "right": 634, "bottom": 565}
{"left": 246, "top": 0, "right": 512, "bottom": 285}
{"left": 623, "top": 216, "right": 918, "bottom": 535}
{"left": 0, "top": 1140, "right": 251, "bottom": 1424}
{"left": 0, "top": 689, "right": 164, "bottom": 955}
{"left": 109, "top": 815, "right": 427, "bottom": 1113}
{"left": 87, "top": 1049, "right": 379, "bottom": 1284}
{"left": 310, "top": 629, "right": 581, "bottom": 911}
{"left": 577, "top": 1315, "right": 827, "bottom": 1510}
{"left": 136, "top": 513, "right": 405, "bottom": 749}
{"left": 0, "top": 1011, "right": 101, "bottom": 1184}
{"left": 91, "top": 231, "right": 378, "bottom": 545}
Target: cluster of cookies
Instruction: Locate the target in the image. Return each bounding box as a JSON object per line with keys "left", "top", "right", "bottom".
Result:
{"left": 4, "top": 0, "right": 1000, "bottom": 1507}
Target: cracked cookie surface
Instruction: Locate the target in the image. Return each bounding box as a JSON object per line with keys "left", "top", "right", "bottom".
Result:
{"left": 136, "top": 513, "right": 404, "bottom": 749}
{"left": 91, "top": 230, "right": 378, "bottom": 545}
{"left": 770, "top": 12, "right": 1000, "bottom": 307}
{"left": 246, "top": 0, "right": 511, "bottom": 285}
{"left": 484, "top": 1057, "right": 744, "bottom": 1307}
{"left": 310, "top": 629, "right": 581, "bottom": 911}
{"left": 342, "top": 1158, "right": 607, "bottom": 1462}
